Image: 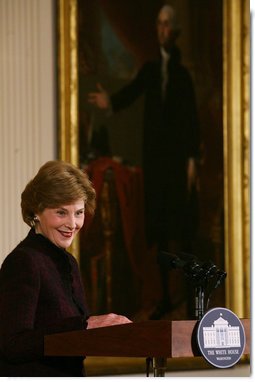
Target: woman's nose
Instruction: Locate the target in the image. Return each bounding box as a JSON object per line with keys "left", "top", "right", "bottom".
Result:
{"left": 65, "top": 215, "right": 76, "bottom": 229}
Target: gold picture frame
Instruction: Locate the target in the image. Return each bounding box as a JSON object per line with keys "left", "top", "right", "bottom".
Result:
{"left": 57, "top": 0, "right": 250, "bottom": 375}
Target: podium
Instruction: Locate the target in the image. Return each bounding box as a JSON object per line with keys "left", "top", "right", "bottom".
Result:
{"left": 45, "top": 319, "right": 250, "bottom": 377}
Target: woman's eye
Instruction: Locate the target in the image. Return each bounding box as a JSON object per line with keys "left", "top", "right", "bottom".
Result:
{"left": 76, "top": 210, "right": 84, "bottom": 217}
{"left": 56, "top": 210, "right": 65, "bottom": 216}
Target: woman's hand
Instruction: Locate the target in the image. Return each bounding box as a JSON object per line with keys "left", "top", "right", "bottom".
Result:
{"left": 87, "top": 313, "right": 132, "bottom": 329}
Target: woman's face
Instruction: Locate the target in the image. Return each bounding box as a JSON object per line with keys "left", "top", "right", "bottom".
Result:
{"left": 35, "top": 200, "right": 85, "bottom": 249}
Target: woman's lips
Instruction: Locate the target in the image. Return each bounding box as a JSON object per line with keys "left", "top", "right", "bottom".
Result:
{"left": 59, "top": 231, "right": 73, "bottom": 238}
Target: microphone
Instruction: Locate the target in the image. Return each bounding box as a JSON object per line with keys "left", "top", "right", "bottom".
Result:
{"left": 157, "top": 251, "right": 227, "bottom": 319}
{"left": 157, "top": 250, "right": 199, "bottom": 269}
{"left": 157, "top": 251, "right": 226, "bottom": 287}
{"left": 214, "top": 269, "right": 227, "bottom": 289}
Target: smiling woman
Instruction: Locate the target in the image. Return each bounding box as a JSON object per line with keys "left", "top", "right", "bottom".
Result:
{"left": 20, "top": 160, "right": 96, "bottom": 249}
{"left": 34, "top": 202, "right": 85, "bottom": 249}
{"left": 0, "top": 160, "right": 131, "bottom": 377}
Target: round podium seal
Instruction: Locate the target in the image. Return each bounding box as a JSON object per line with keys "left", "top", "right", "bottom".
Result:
{"left": 197, "top": 307, "right": 246, "bottom": 368}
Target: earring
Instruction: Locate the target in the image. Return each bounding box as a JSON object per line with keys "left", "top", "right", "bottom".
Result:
{"left": 32, "top": 216, "right": 39, "bottom": 227}
{"left": 31, "top": 215, "right": 39, "bottom": 229}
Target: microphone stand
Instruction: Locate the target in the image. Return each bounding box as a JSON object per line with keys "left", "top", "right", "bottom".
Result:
{"left": 195, "top": 285, "right": 205, "bottom": 320}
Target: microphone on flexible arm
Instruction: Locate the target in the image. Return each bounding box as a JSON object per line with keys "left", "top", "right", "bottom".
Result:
{"left": 157, "top": 250, "right": 227, "bottom": 318}
{"left": 157, "top": 251, "right": 226, "bottom": 286}
{"left": 157, "top": 250, "right": 199, "bottom": 269}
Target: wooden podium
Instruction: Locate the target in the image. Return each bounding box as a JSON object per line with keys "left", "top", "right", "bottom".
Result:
{"left": 44, "top": 319, "right": 250, "bottom": 377}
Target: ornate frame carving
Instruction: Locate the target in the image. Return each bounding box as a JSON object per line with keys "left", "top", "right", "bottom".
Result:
{"left": 223, "top": 0, "right": 250, "bottom": 318}
{"left": 57, "top": 0, "right": 250, "bottom": 374}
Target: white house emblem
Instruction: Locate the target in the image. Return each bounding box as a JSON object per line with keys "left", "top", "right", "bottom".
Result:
{"left": 197, "top": 307, "right": 245, "bottom": 368}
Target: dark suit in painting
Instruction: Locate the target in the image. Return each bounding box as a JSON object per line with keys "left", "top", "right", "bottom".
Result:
{"left": 0, "top": 229, "right": 89, "bottom": 377}
{"left": 111, "top": 46, "right": 200, "bottom": 250}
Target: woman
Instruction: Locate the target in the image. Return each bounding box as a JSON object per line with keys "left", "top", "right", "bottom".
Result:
{"left": 0, "top": 160, "right": 131, "bottom": 377}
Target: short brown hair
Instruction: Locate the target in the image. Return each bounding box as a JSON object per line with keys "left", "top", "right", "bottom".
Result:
{"left": 21, "top": 160, "right": 96, "bottom": 227}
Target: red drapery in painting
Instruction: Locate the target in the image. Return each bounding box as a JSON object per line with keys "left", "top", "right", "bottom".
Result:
{"left": 82, "top": 157, "right": 147, "bottom": 278}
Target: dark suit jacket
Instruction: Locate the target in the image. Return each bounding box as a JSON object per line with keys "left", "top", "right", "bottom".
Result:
{"left": 111, "top": 46, "right": 200, "bottom": 246}
{"left": 0, "top": 229, "right": 90, "bottom": 377}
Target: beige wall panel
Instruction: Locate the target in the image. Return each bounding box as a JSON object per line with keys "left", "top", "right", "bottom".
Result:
{"left": 0, "top": 0, "right": 56, "bottom": 264}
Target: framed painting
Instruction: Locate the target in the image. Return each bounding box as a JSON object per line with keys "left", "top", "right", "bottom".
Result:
{"left": 57, "top": 0, "right": 250, "bottom": 375}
